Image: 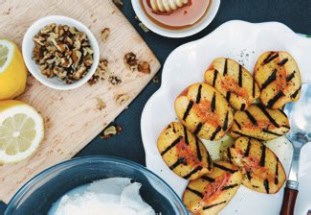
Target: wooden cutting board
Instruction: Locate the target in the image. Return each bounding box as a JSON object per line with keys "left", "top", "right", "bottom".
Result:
{"left": 0, "top": 0, "right": 160, "bottom": 203}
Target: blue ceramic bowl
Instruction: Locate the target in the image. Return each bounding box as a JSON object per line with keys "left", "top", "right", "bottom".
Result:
{"left": 5, "top": 156, "right": 188, "bottom": 215}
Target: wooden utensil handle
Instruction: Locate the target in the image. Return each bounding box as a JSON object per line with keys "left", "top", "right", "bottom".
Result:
{"left": 280, "top": 186, "right": 298, "bottom": 215}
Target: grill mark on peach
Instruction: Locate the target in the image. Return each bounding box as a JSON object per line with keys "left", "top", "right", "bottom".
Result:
{"left": 161, "top": 136, "right": 182, "bottom": 156}
{"left": 183, "top": 101, "right": 193, "bottom": 120}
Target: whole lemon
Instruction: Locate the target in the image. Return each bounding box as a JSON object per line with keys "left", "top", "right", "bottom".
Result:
{"left": 0, "top": 39, "right": 27, "bottom": 100}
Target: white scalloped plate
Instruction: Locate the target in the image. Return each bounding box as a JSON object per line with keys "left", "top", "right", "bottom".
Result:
{"left": 141, "top": 21, "right": 311, "bottom": 215}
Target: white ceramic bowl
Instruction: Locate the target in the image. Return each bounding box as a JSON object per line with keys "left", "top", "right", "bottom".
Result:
{"left": 131, "top": 0, "right": 220, "bottom": 38}
{"left": 22, "top": 15, "right": 100, "bottom": 90}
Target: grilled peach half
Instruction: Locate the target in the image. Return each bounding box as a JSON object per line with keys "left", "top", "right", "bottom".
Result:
{"left": 183, "top": 161, "right": 242, "bottom": 215}
{"left": 254, "top": 51, "right": 302, "bottom": 109}
{"left": 175, "top": 83, "right": 233, "bottom": 141}
{"left": 230, "top": 104, "right": 290, "bottom": 141}
{"left": 205, "top": 58, "right": 260, "bottom": 111}
{"left": 223, "top": 137, "right": 286, "bottom": 194}
{"left": 157, "top": 122, "right": 212, "bottom": 180}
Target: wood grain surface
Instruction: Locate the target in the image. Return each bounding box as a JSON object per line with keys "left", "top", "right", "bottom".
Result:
{"left": 0, "top": 0, "right": 160, "bottom": 203}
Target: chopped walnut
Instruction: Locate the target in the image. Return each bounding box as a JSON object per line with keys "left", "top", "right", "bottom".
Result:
{"left": 32, "top": 23, "right": 94, "bottom": 84}
{"left": 88, "top": 58, "right": 122, "bottom": 86}
{"left": 87, "top": 76, "right": 97, "bottom": 86}
{"left": 101, "top": 28, "right": 111, "bottom": 41}
{"left": 98, "top": 59, "right": 109, "bottom": 71}
{"left": 124, "top": 52, "right": 138, "bottom": 72}
{"left": 124, "top": 52, "right": 137, "bottom": 66}
{"left": 124, "top": 52, "right": 151, "bottom": 74}
{"left": 100, "top": 124, "right": 122, "bottom": 139}
{"left": 115, "top": 94, "right": 130, "bottom": 106}
{"left": 88, "top": 59, "right": 109, "bottom": 85}
{"left": 109, "top": 75, "right": 122, "bottom": 85}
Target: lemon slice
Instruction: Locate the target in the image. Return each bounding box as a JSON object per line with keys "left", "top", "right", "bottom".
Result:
{"left": 0, "top": 39, "right": 27, "bottom": 101}
{"left": 0, "top": 100, "right": 44, "bottom": 164}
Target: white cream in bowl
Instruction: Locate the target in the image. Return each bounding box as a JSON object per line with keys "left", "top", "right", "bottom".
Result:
{"left": 48, "top": 177, "right": 155, "bottom": 215}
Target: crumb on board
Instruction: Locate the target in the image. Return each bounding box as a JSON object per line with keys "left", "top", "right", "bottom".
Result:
{"left": 100, "top": 124, "right": 122, "bottom": 139}
{"left": 88, "top": 59, "right": 122, "bottom": 86}
{"left": 115, "top": 93, "right": 130, "bottom": 106}
{"left": 96, "top": 97, "right": 106, "bottom": 111}
{"left": 3, "top": 7, "right": 12, "bottom": 15}
{"left": 101, "top": 28, "right": 111, "bottom": 42}
{"left": 26, "top": 81, "right": 33, "bottom": 88}
{"left": 124, "top": 52, "right": 151, "bottom": 74}
{"left": 45, "top": 116, "right": 52, "bottom": 129}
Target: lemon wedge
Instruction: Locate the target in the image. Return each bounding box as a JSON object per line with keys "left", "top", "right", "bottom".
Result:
{"left": 0, "top": 39, "right": 27, "bottom": 101}
{"left": 0, "top": 100, "right": 44, "bottom": 164}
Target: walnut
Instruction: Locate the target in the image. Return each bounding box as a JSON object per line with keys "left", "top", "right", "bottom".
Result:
{"left": 53, "top": 67, "right": 66, "bottom": 79}
{"left": 138, "top": 61, "right": 151, "bottom": 74}
{"left": 33, "top": 36, "right": 45, "bottom": 46}
{"left": 88, "top": 59, "right": 109, "bottom": 85}
{"left": 72, "top": 50, "right": 82, "bottom": 67}
{"left": 98, "top": 59, "right": 109, "bottom": 71}
{"left": 41, "top": 69, "right": 54, "bottom": 78}
{"left": 73, "top": 66, "right": 87, "bottom": 80}
{"left": 101, "top": 28, "right": 111, "bottom": 41}
{"left": 124, "top": 52, "right": 151, "bottom": 74}
{"left": 124, "top": 52, "right": 137, "bottom": 66}
{"left": 32, "top": 23, "right": 94, "bottom": 84}
{"left": 100, "top": 124, "right": 122, "bottom": 139}
{"left": 87, "top": 77, "right": 97, "bottom": 86}
{"left": 88, "top": 59, "right": 122, "bottom": 86}
{"left": 109, "top": 75, "right": 122, "bottom": 85}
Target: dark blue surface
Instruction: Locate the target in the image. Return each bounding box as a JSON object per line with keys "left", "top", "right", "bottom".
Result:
{"left": 1, "top": 0, "right": 311, "bottom": 213}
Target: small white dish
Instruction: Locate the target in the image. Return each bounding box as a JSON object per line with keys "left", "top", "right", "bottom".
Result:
{"left": 22, "top": 15, "right": 100, "bottom": 90}
{"left": 131, "top": 0, "right": 220, "bottom": 38}
{"left": 141, "top": 21, "right": 311, "bottom": 215}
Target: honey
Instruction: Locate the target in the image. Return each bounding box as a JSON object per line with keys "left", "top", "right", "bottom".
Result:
{"left": 140, "top": 0, "right": 211, "bottom": 30}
